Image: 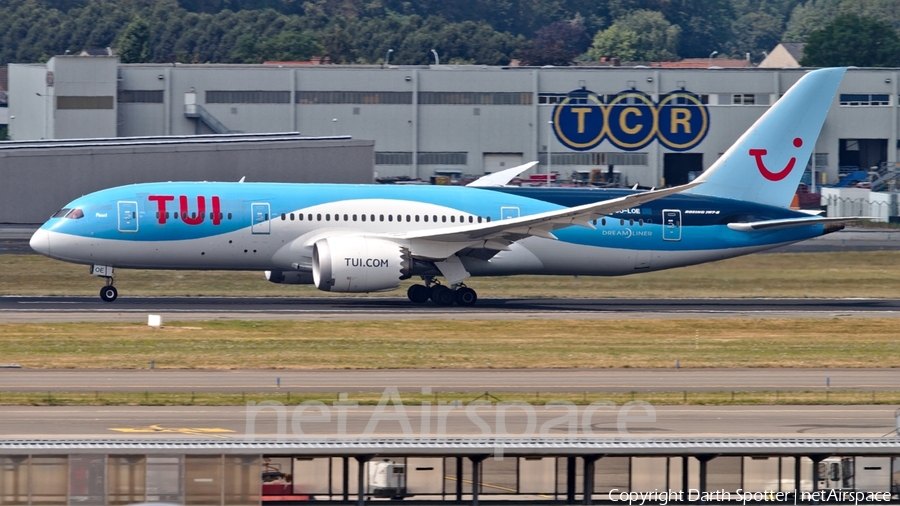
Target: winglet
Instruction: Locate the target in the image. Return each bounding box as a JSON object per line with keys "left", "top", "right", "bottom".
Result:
{"left": 467, "top": 161, "right": 538, "bottom": 187}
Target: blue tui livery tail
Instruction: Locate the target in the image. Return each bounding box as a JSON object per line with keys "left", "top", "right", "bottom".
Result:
{"left": 685, "top": 67, "right": 846, "bottom": 207}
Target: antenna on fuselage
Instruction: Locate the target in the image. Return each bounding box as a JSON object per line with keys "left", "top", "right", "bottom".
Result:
{"left": 238, "top": 176, "right": 246, "bottom": 183}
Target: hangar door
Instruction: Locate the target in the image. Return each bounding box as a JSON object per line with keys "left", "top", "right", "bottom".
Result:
{"left": 664, "top": 153, "right": 703, "bottom": 186}
{"left": 483, "top": 153, "right": 523, "bottom": 175}
{"left": 839, "top": 139, "right": 886, "bottom": 171}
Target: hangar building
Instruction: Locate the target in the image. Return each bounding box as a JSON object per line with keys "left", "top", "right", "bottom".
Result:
{"left": 7, "top": 56, "right": 900, "bottom": 188}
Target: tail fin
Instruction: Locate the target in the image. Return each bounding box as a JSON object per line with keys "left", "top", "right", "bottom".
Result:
{"left": 686, "top": 67, "right": 846, "bottom": 207}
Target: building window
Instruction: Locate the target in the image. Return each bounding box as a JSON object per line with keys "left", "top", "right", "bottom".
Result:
{"left": 732, "top": 94, "right": 755, "bottom": 105}
{"left": 419, "top": 92, "right": 532, "bottom": 105}
{"left": 375, "top": 152, "right": 413, "bottom": 165}
{"left": 840, "top": 94, "right": 890, "bottom": 106}
{"left": 118, "top": 90, "right": 164, "bottom": 103}
{"left": 56, "top": 96, "right": 114, "bottom": 110}
{"left": 206, "top": 91, "right": 290, "bottom": 104}
{"left": 296, "top": 91, "right": 412, "bottom": 104}
{"left": 417, "top": 152, "right": 467, "bottom": 165}
{"left": 539, "top": 152, "right": 648, "bottom": 166}
{"left": 670, "top": 94, "right": 709, "bottom": 105}
{"left": 538, "top": 94, "right": 565, "bottom": 104}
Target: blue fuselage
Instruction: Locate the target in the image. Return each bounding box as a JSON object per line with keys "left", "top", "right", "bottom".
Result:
{"left": 33, "top": 182, "right": 825, "bottom": 277}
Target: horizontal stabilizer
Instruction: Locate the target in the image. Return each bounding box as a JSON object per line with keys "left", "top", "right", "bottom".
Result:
{"left": 727, "top": 216, "right": 870, "bottom": 232}
{"left": 467, "top": 161, "right": 538, "bottom": 187}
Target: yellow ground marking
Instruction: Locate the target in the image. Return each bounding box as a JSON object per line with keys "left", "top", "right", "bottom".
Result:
{"left": 109, "top": 424, "right": 234, "bottom": 438}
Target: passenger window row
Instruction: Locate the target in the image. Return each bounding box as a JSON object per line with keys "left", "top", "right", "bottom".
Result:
{"left": 156, "top": 212, "right": 233, "bottom": 220}
{"left": 279, "top": 212, "right": 491, "bottom": 224}
{"left": 590, "top": 218, "right": 652, "bottom": 226}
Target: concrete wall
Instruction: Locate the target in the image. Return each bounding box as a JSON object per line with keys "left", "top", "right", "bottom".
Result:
{"left": 47, "top": 56, "right": 117, "bottom": 139}
{"left": 10, "top": 57, "right": 117, "bottom": 140}
{"left": 0, "top": 136, "right": 373, "bottom": 223}
{"left": 8, "top": 63, "right": 49, "bottom": 140}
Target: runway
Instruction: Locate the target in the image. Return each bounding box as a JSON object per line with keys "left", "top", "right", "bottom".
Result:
{"left": 0, "top": 405, "right": 892, "bottom": 438}
{"left": 0, "top": 368, "right": 895, "bottom": 393}
{"left": 2, "top": 295, "right": 900, "bottom": 322}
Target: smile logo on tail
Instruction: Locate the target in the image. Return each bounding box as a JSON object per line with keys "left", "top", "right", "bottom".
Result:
{"left": 750, "top": 138, "right": 802, "bottom": 182}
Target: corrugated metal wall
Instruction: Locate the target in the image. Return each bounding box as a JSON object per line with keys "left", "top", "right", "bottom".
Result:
{"left": 0, "top": 137, "right": 373, "bottom": 223}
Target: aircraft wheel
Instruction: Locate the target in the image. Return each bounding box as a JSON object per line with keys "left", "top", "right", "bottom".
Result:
{"left": 430, "top": 285, "right": 455, "bottom": 306}
{"left": 454, "top": 287, "right": 477, "bottom": 307}
{"left": 407, "top": 284, "right": 430, "bottom": 304}
{"left": 99, "top": 285, "right": 118, "bottom": 302}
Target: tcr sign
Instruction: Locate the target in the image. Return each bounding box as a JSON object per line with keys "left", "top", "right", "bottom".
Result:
{"left": 552, "top": 88, "right": 709, "bottom": 152}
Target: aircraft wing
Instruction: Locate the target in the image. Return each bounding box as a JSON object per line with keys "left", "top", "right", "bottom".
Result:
{"left": 466, "top": 161, "right": 538, "bottom": 187}
{"left": 726, "top": 216, "right": 869, "bottom": 232}
{"left": 391, "top": 180, "right": 702, "bottom": 258}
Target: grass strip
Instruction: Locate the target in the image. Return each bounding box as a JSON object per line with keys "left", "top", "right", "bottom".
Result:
{"left": 1, "top": 318, "right": 899, "bottom": 369}
{"left": 3, "top": 251, "right": 900, "bottom": 298}
{"left": 2, "top": 390, "right": 899, "bottom": 406}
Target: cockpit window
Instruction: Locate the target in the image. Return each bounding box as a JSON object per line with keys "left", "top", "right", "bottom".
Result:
{"left": 64, "top": 208, "right": 84, "bottom": 219}
{"left": 52, "top": 208, "right": 71, "bottom": 218}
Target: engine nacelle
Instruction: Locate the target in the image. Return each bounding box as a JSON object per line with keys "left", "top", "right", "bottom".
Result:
{"left": 312, "top": 237, "right": 410, "bottom": 292}
{"left": 265, "top": 270, "right": 314, "bottom": 285}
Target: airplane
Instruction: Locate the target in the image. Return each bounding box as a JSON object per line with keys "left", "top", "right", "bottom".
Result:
{"left": 30, "top": 67, "right": 854, "bottom": 306}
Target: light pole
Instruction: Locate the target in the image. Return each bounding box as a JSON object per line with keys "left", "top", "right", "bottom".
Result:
{"left": 431, "top": 49, "right": 439, "bottom": 66}
{"left": 547, "top": 120, "right": 553, "bottom": 187}
{"left": 708, "top": 51, "right": 718, "bottom": 68}
{"left": 385, "top": 48, "right": 393, "bottom": 66}
{"left": 36, "top": 92, "right": 49, "bottom": 139}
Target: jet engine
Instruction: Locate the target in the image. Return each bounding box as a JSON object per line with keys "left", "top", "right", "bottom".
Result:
{"left": 312, "top": 236, "right": 411, "bottom": 292}
{"left": 265, "top": 270, "right": 314, "bottom": 284}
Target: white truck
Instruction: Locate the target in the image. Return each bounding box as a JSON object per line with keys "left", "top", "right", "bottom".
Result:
{"left": 367, "top": 460, "right": 406, "bottom": 500}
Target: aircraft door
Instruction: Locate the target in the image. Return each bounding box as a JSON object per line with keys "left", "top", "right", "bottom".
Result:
{"left": 117, "top": 201, "right": 139, "bottom": 233}
{"left": 251, "top": 203, "right": 271, "bottom": 234}
{"left": 501, "top": 206, "right": 520, "bottom": 220}
{"left": 662, "top": 209, "right": 681, "bottom": 241}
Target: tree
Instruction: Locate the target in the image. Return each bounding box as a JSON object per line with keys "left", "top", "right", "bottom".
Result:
{"left": 232, "top": 29, "right": 322, "bottom": 62}
{"left": 118, "top": 16, "right": 151, "bottom": 63}
{"left": 784, "top": 0, "right": 900, "bottom": 41}
{"left": 659, "top": 0, "right": 734, "bottom": 58}
{"left": 729, "top": 11, "right": 783, "bottom": 61}
{"left": 516, "top": 19, "right": 591, "bottom": 66}
{"left": 800, "top": 13, "right": 900, "bottom": 67}
{"left": 583, "top": 9, "right": 680, "bottom": 62}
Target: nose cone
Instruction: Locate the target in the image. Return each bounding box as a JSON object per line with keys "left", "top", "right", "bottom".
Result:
{"left": 30, "top": 228, "right": 51, "bottom": 256}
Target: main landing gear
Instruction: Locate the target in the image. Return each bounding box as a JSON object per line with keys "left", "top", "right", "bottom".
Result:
{"left": 407, "top": 279, "right": 478, "bottom": 307}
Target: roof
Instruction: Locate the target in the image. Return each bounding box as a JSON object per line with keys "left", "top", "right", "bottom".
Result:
{"left": 2, "top": 437, "right": 899, "bottom": 456}
{"left": 659, "top": 58, "right": 751, "bottom": 68}
{"left": 80, "top": 48, "right": 114, "bottom": 56}
{"left": 781, "top": 42, "right": 806, "bottom": 62}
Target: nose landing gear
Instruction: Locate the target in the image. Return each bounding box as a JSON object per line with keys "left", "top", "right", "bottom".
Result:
{"left": 92, "top": 265, "right": 118, "bottom": 302}
{"left": 99, "top": 283, "right": 118, "bottom": 302}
